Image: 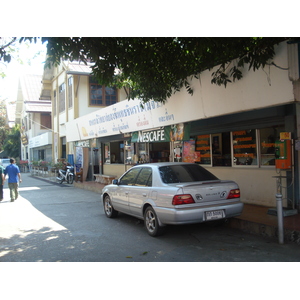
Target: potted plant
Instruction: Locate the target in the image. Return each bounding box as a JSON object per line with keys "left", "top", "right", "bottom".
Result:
{"left": 39, "top": 160, "right": 49, "bottom": 171}
{"left": 54, "top": 161, "right": 64, "bottom": 170}
{"left": 18, "top": 160, "right": 29, "bottom": 172}
{"left": 31, "top": 161, "right": 39, "bottom": 168}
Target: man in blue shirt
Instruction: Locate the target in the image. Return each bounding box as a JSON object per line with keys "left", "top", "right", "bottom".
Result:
{"left": 4, "top": 158, "right": 22, "bottom": 202}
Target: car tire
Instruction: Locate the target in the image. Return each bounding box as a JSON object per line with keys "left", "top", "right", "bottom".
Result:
{"left": 103, "top": 195, "right": 118, "bottom": 218}
{"left": 144, "top": 206, "right": 163, "bottom": 237}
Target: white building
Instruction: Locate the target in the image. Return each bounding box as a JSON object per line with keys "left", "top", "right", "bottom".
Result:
{"left": 15, "top": 74, "right": 52, "bottom": 162}
{"left": 36, "top": 40, "right": 300, "bottom": 211}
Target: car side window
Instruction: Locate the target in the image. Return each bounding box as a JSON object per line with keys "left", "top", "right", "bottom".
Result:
{"left": 119, "top": 168, "right": 141, "bottom": 185}
{"left": 135, "top": 168, "right": 152, "bottom": 187}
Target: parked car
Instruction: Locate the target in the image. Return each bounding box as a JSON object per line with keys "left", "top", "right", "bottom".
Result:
{"left": 0, "top": 158, "right": 10, "bottom": 169}
{"left": 101, "top": 162, "right": 244, "bottom": 236}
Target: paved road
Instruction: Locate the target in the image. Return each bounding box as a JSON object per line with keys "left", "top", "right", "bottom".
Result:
{"left": 1, "top": 173, "right": 300, "bottom": 262}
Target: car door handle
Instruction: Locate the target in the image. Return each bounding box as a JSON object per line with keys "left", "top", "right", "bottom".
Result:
{"left": 142, "top": 193, "right": 147, "bottom": 197}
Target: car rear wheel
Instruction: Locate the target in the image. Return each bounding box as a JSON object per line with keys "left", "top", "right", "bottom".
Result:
{"left": 103, "top": 195, "right": 118, "bottom": 218}
{"left": 144, "top": 206, "right": 163, "bottom": 237}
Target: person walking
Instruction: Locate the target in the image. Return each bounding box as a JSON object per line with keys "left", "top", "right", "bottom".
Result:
{"left": 4, "top": 158, "right": 22, "bottom": 202}
{"left": 0, "top": 163, "right": 5, "bottom": 201}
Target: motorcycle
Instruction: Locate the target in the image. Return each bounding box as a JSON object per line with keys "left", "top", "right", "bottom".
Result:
{"left": 57, "top": 165, "right": 74, "bottom": 184}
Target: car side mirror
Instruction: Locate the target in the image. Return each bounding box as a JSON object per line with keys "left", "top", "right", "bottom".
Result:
{"left": 112, "top": 179, "right": 118, "bottom": 185}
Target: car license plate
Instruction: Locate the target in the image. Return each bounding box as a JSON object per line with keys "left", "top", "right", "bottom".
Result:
{"left": 205, "top": 210, "right": 225, "bottom": 220}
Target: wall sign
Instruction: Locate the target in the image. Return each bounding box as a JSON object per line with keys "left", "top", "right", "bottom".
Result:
{"left": 131, "top": 123, "right": 190, "bottom": 143}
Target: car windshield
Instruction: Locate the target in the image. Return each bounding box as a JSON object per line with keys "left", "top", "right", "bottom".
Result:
{"left": 159, "top": 164, "right": 219, "bottom": 183}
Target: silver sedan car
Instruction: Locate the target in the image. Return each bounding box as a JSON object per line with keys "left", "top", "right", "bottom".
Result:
{"left": 101, "top": 162, "right": 243, "bottom": 236}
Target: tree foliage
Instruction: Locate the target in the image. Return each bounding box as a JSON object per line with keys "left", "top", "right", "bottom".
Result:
{"left": 0, "top": 37, "right": 17, "bottom": 78}
{"left": 0, "top": 99, "right": 9, "bottom": 151}
{"left": 2, "top": 37, "right": 292, "bottom": 103}
{"left": 3, "top": 124, "right": 21, "bottom": 158}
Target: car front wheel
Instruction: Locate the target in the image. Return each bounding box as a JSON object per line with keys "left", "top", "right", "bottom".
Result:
{"left": 103, "top": 195, "right": 118, "bottom": 218}
{"left": 144, "top": 206, "right": 163, "bottom": 237}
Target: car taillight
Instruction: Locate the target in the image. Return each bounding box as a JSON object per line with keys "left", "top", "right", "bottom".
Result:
{"left": 172, "top": 194, "right": 195, "bottom": 205}
{"left": 227, "top": 189, "right": 240, "bottom": 199}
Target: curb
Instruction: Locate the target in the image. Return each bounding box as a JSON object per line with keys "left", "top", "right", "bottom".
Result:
{"left": 227, "top": 218, "right": 300, "bottom": 244}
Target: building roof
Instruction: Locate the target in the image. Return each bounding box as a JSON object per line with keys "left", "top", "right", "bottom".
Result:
{"left": 66, "top": 61, "right": 93, "bottom": 75}
{"left": 24, "top": 100, "right": 52, "bottom": 113}
{"left": 19, "top": 74, "right": 43, "bottom": 101}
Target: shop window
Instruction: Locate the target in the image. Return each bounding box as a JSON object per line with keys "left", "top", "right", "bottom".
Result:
{"left": 149, "top": 142, "right": 168, "bottom": 163}
{"left": 212, "top": 132, "right": 232, "bottom": 166}
{"left": 195, "top": 135, "right": 211, "bottom": 165}
{"left": 260, "top": 126, "right": 284, "bottom": 166}
{"left": 104, "top": 143, "right": 110, "bottom": 163}
{"left": 173, "top": 141, "right": 183, "bottom": 162}
{"left": 104, "top": 141, "right": 124, "bottom": 164}
{"left": 232, "top": 129, "right": 257, "bottom": 166}
{"left": 125, "top": 141, "right": 135, "bottom": 164}
{"left": 138, "top": 143, "right": 150, "bottom": 163}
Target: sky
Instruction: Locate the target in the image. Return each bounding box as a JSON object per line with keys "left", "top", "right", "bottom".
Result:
{"left": 0, "top": 38, "right": 47, "bottom": 102}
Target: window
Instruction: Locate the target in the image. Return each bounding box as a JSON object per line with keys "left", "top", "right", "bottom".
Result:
{"left": 89, "top": 77, "right": 117, "bottom": 106}
{"left": 104, "top": 141, "right": 124, "bottom": 164}
{"left": 104, "top": 143, "right": 110, "bottom": 163}
{"left": 38, "top": 150, "right": 45, "bottom": 160}
{"left": 195, "top": 135, "right": 211, "bottom": 165}
{"left": 135, "top": 168, "right": 152, "bottom": 186}
{"left": 159, "top": 164, "right": 218, "bottom": 184}
{"left": 212, "top": 132, "right": 231, "bottom": 166}
{"left": 28, "top": 114, "right": 31, "bottom": 130}
{"left": 119, "top": 168, "right": 141, "bottom": 185}
{"left": 260, "top": 126, "right": 284, "bottom": 166}
{"left": 23, "top": 117, "right": 28, "bottom": 131}
{"left": 192, "top": 126, "right": 285, "bottom": 168}
{"left": 68, "top": 77, "right": 73, "bottom": 108}
{"left": 40, "top": 113, "right": 51, "bottom": 130}
{"left": 53, "top": 90, "right": 56, "bottom": 115}
{"left": 59, "top": 83, "right": 65, "bottom": 113}
{"left": 232, "top": 129, "right": 257, "bottom": 166}
{"left": 125, "top": 141, "right": 135, "bottom": 164}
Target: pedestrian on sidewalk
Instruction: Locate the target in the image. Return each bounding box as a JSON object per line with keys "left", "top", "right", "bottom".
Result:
{"left": 4, "top": 158, "right": 22, "bottom": 202}
{"left": 0, "top": 164, "right": 5, "bottom": 201}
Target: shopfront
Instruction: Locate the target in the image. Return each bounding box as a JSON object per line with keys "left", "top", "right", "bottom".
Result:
{"left": 188, "top": 103, "right": 298, "bottom": 208}
{"left": 101, "top": 123, "right": 194, "bottom": 177}
{"left": 99, "top": 104, "right": 297, "bottom": 208}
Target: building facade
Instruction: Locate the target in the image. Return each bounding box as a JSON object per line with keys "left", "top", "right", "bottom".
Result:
{"left": 40, "top": 60, "right": 129, "bottom": 178}
{"left": 26, "top": 40, "right": 300, "bottom": 212}
{"left": 15, "top": 74, "right": 52, "bottom": 163}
